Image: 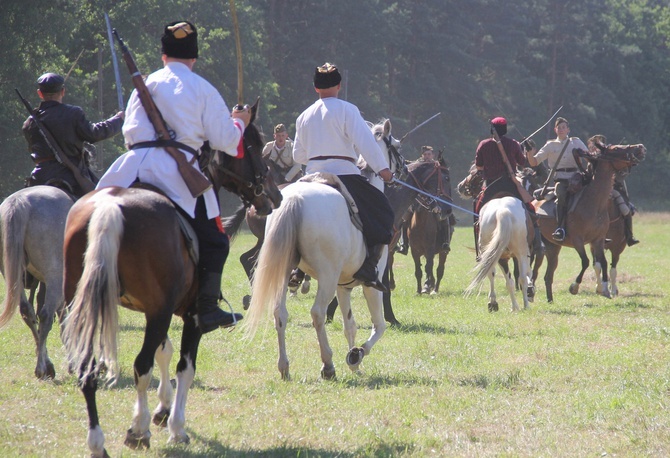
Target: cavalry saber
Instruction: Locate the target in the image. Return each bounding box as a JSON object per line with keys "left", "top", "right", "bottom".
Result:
{"left": 104, "top": 13, "right": 124, "bottom": 110}
{"left": 399, "top": 112, "right": 442, "bottom": 143}
{"left": 392, "top": 177, "right": 479, "bottom": 217}
{"left": 523, "top": 105, "right": 563, "bottom": 141}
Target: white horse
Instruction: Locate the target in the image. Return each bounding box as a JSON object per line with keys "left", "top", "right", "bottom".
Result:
{"left": 245, "top": 180, "right": 386, "bottom": 380}
{"left": 0, "top": 186, "right": 74, "bottom": 379}
{"left": 465, "top": 196, "right": 533, "bottom": 312}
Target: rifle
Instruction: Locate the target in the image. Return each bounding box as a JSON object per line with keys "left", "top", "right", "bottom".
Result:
{"left": 112, "top": 29, "right": 212, "bottom": 198}
{"left": 15, "top": 89, "right": 95, "bottom": 194}
{"left": 491, "top": 129, "right": 532, "bottom": 204}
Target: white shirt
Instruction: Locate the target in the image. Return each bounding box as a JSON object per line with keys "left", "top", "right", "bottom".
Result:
{"left": 534, "top": 137, "right": 588, "bottom": 180}
{"left": 97, "top": 62, "right": 245, "bottom": 218}
{"left": 292, "top": 97, "right": 388, "bottom": 176}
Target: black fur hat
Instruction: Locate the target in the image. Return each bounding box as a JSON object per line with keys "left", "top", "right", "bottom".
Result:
{"left": 314, "top": 63, "right": 342, "bottom": 89}
{"left": 161, "top": 21, "right": 198, "bottom": 59}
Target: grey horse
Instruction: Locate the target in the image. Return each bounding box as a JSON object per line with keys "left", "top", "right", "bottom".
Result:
{"left": 0, "top": 185, "right": 74, "bottom": 379}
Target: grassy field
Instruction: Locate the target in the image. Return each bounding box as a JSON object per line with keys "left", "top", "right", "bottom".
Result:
{"left": 0, "top": 212, "right": 668, "bottom": 457}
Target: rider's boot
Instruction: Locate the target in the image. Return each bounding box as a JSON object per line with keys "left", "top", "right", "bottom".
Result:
{"left": 353, "top": 244, "right": 388, "bottom": 293}
{"left": 528, "top": 211, "right": 544, "bottom": 255}
{"left": 623, "top": 213, "right": 640, "bottom": 246}
{"left": 288, "top": 268, "right": 306, "bottom": 288}
{"left": 196, "top": 269, "right": 243, "bottom": 334}
{"left": 552, "top": 204, "right": 567, "bottom": 242}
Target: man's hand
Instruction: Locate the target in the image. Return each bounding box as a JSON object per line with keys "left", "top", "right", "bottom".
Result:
{"left": 232, "top": 104, "right": 251, "bottom": 127}
{"left": 378, "top": 168, "right": 393, "bottom": 183}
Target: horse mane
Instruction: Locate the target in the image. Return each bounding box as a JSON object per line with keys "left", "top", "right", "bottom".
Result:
{"left": 221, "top": 203, "right": 247, "bottom": 240}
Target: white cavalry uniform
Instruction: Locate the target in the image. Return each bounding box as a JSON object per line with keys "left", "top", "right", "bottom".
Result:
{"left": 97, "top": 61, "right": 245, "bottom": 218}
{"left": 292, "top": 97, "right": 388, "bottom": 176}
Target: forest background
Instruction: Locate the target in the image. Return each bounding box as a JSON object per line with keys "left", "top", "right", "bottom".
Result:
{"left": 1, "top": 0, "right": 669, "bottom": 213}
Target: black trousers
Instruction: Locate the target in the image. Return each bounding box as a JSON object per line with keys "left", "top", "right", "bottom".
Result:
{"left": 177, "top": 195, "right": 229, "bottom": 273}
{"left": 338, "top": 174, "right": 394, "bottom": 246}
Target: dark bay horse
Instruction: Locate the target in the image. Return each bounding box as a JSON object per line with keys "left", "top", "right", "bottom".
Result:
{"left": 534, "top": 143, "right": 645, "bottom": 302}
{"left": 61, "top": 106, "right": 281, "bottom": 457}
{"left": 404, "top": 157, "right": 454, "bottom": 295}
{"left": 0, "top": 186, "right": 74, "bottom": 379}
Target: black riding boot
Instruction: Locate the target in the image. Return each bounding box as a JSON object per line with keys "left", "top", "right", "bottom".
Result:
{"left": 623, "top": 214, "right": 640, "bottom": 246}
{"left": 197, "top": 270, "right": 243, "bottom": 334}
{"left": 353, "top": 244, "right": 388, "bottom": 293}
{"left": 552, "top": 205, "right": 567, "bottom": 242}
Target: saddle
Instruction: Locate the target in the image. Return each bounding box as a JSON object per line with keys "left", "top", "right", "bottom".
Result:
{"left": 129, "top": 182, "right": 199, "bottom": 265}
{"left": 298, "top": 172, "right": 364, "bottom": 232}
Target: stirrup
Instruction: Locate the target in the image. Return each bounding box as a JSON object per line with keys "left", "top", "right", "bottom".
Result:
{"left": 552, "top": 227, "right": 565, "bottom": 242}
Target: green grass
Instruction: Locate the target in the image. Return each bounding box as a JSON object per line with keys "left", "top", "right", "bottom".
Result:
{"left": 0, "top": 212, "right": 668, "bottom": 457}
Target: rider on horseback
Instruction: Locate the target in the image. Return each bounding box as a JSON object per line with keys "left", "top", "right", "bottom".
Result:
{"left": 526, "top": 117, "right": 588, "bottom": 242}
{"left": 262, "top": 123, "right": 303, "bottom": 183}
{"left": 96, "top": 21, "right": 250, "bottom": 333}
{"left": 474, "top": 117, "right": 543, "bottom": 255}
{"left": 293, "top": 62, "right": 394, "bottom": 293}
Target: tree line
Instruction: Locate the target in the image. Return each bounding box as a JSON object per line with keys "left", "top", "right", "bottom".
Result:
{"left": 2, "top": 0, "right": 669, "bottom": 210}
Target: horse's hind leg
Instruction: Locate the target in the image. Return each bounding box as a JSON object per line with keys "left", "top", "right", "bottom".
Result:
{"left": 487, "top": 267, "right": 498, "bottom": 312}
{"left": 152, "top": 337, "right": 174, "bottom": 427}
{"left": 125, "top": 316, "right": 171, "bottom": 450}
{"left": 312, "top": 282, "right": 338, "bottom": 379}
{"left": 499, "top": 259, "right": 520, "bottom": 311}
{"left": 274, "top": 289, "right": 291, "bottom": 380}
{"left": 352, "top": 286, "right": 387, "bottom": 369}
{"left": 36, "top": 279, "right": 62, "bottom": 379}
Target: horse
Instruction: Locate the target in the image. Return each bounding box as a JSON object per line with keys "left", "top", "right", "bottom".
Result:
{"left": 244, "top": 159, "right": 446, "bottom": 380}
{"left": 465, "top": 196, "right": 533, "bottom": 312}
{"left": 224, "top": 119, "right": 406, "bottom": 317}
{"left": 533, "top": 143, "right": 645, "bottom": 302}
{"left": 0, "top": 186, "right": 75, "bottom": 379}
{"left": 60, "top": 102, "right": 282, "bottom": 457}
{"left": 596, "top": 200, "right": 628, "bottom": 296}
{"left": 403, "top": 156, "right": 454, "bottom": 295}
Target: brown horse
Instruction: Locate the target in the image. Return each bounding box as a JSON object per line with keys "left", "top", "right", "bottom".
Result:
{"left": 534, "top": 143, "right": 645, "bottom": 302}
{"left": 405, "top": 157, "right": 454, "bottom": 295}
{"left": 61, "top": 103, "right": 282, "bottom": 457}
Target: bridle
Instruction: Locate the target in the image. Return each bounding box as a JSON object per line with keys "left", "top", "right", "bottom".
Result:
{"left": 406, "top": 161, "right": 452, "bottom": 214}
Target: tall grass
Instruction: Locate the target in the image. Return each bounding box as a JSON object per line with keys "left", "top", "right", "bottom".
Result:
{"left": 0, "top": 213, "right": 668, "bottom": 457}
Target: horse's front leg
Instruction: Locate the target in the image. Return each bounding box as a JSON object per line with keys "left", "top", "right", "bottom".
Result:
{"left": 169, "top": 314, "right": 201, "bottom": 445}
{"left": 152, "top": 337, "right": 174, "bottom": 427}
{"left": 591, "top": 242, "right": 611, "bottom": 298}
{"left": 423, "top": 254, "right": 435, "bottom": 294}
{"left": 354, "top": 285, "right": 386, "bottom": 369}
{"left": 499, "top": 259, "right": 520, "bottom": 311}
{"left": 412, "top": 252, "right": 423, "bottom": 294}
{"left": 609, "top": 251, "right": 621, "bottom": 297}
{"left": 311, "top": 281, "right": 337, "bottom": 379}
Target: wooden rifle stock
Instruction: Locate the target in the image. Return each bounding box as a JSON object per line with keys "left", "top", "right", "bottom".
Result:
{"left": 112, "top": 30, "right": 211, "bottom": 198}
{"left": 492, "top": 130, "right": 533, "bottom": 204}
{"left": 15, "top": 89, "right": 95, "bottom": 194}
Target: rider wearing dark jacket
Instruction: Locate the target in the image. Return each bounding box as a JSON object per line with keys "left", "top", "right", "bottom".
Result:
{"left": 22, "top": 73, "right": 124, "bottom": 197}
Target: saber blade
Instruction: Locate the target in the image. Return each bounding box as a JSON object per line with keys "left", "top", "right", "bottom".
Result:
{"left": 105, "top": 13, "right": 124, "bottom": 110}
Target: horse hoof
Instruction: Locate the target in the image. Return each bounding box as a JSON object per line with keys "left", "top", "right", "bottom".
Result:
{"left": 569, "top": 283, "right": 580, "bottom": 295}
{"left": 346, "top": 347, "right": 365, "bottom": 368}
{"left": 168, "top": 432, "right": 190, "bottom": 445}
{"left": 321, "top": 364, "right": 336, "bottom": 380}
{"left": 301, "top": 281, "right": 311, "bottom": 295}
{"left": 488, "top": 302, "right": 499, "bottom": 312}
{"left": 280, "top": 369, "right": 291, "bottom": 381}
{"left": 124, "top": 429, "right": 151, "bottom": 450}
{"left": 242, "top": 295, "right": 251, "bottom": 310}
{"left": 153, "top": 408, "right": 170, "bottom": 427}
{"left": 36, "top": 362, "right": 56, "bottom": 380}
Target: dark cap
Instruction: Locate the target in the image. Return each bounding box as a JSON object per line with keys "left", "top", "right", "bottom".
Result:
{"left": 490, "top": 116, "right": 507, "bottom": 136}
{"left": 314, "top": 62, "right": 342, "bottom": 89}
{"left": 421, "top": 145, "right": 433, "bottom": 153}
{"left": 161, "top": 21, "right": 198, "bottom": 59}
{"left": 37, "top": 73, "right": 64, "bottom": 93}
{"left": 274, "top": 123, "right": 286, "bottom": 133}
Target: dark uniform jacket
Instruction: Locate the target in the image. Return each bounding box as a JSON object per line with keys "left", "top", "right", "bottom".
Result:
{"left": 22, "top": 100, "right": 123, "bottom": 196}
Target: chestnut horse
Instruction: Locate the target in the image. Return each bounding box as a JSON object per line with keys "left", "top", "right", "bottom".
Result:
{"left": 534, "top": 143, "right": 645, "bottom": 302}
{"left": 61, "top": 104, "right": 281, "bottom": 457}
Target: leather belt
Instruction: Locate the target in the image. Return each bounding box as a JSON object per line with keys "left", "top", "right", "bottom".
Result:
{"left": 556, "top": 167, "right": 577, "bottom": 172}
{"left": 129, "top": 140, "right": 199, "bottom": 156}
{"left": 311, "top": 155, "right": 357, "bottom": 164}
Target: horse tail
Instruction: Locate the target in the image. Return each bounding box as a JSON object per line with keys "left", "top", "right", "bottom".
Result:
{"left": 465, "top": 208, "right": 513, "bottom": 295}
{"left": 0, "top": 196, "right": 31, "bottom": 328}
{"left": 220, "top": 203, "right": 247, "bottom": 241}
{"left": 244, "top": 196, "right": 300, "bottom": 338}
{"left": 63, "top": 200, "right": 123, "bottom": 383}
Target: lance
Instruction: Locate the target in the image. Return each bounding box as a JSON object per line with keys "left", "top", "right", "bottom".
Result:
{"left": 229, "top": 0, "right": 244, "bottom": 105}
{"left": 392, "top": 177, "right": 479, "bottom": 217}
{"left": 104, "top": 13, "right": 124, "bottom": 110}
{"left": 399, "top": 112, "right": 442, "bottom": 143}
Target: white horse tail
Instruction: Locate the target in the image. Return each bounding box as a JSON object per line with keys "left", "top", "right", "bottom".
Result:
{"left": 63, "top": 200, "right": 123, "bottom": 383}
{"left": 245, "top": 196, "right": 301, "bottom": 338}
{"left": 0, "top": 196, "right": 31, "bottom": 327}
{"left": 465, "top": 208, "right": 513, "bottom": 295}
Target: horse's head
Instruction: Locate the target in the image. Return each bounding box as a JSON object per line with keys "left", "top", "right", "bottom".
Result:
{"left": 456, "top": 162, "right": 483, "bottom": 199}
{"left": 369, "top": 119, "right": 407, "bottom": 180}
{"left": 407, "top": 160, "right": 453, "bottom": 219}
{"left": 577, "top": 143, "right": 646, "bottom": 172}
{"left": 207, "top": 98, "right": 282, "bottom": 216}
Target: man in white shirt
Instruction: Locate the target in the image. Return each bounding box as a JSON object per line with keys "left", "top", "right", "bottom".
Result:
{"left": 97, "top": 20, "right": 251, "bottom": 333}
{"left": 526, "top": 117, "right": 587, "bottom": 242}
{"left": 293, "top": 62, "right": 394, "bottom": 292}
{"left": 262, "top": 123, "right": 302, "bottom": 182}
